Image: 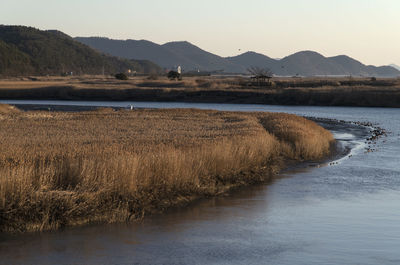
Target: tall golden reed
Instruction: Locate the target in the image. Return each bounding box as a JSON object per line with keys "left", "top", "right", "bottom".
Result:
{"left": 0, "top": 106, "right": 333, "bottom": 232}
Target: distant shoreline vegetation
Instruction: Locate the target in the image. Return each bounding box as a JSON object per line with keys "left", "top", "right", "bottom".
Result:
{"left": 1, "top": 76, "right": 400, "bottom": 108}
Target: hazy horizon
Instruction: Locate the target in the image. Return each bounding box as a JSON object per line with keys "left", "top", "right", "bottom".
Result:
{"left": 2, "top": 0, "right": 399, "bottom": 66}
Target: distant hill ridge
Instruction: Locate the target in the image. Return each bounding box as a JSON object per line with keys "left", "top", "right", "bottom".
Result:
{"left": 76, "top": 37, "right": 400, "bottom": 77}
{"left": 0, "top": 26, "right": 161, "bottom": 76}
{"left": 75, "top": 37, "right": 243, "bottom": 73}
{"left": 390, "top": 64, "right": 400, "bottom": 71}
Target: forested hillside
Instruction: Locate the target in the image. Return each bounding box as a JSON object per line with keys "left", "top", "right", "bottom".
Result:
{"left": 0, "top": 26, "right": 161, "bottom": 76}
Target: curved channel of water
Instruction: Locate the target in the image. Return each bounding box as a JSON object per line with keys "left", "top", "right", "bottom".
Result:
{"left": 1, "top": 101, "right": 400, "bottom": 265}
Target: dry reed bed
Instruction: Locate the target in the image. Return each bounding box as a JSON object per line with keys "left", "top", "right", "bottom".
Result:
{"left": 1, "top": 76, "right": 399, "bottom": 91}
{"left": 1, "top": 76, "right": 400, "bottom": 108}
{"left": 0, "top": 105, "right": 334, "bottom": 233}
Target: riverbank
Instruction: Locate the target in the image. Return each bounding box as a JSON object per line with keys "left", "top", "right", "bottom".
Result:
{"left": 1, "top": 76, "right": 400, "bottom": 107}
{"left": 0, "top": 105, "right": 334, "bottom": 233}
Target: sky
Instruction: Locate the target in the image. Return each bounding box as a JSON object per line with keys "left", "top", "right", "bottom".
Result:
{"left": 2, "top": 0, "right": 400, "bottom": 66}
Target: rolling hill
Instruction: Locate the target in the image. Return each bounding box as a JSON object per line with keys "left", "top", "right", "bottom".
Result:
{"left": 276, "top": 51, "right": 343, "bottom": 76}
{"left": 0, "top": 39, "right": 34, "bottom": 76}
{"left": 75, "top": 37, "right": 242, "bottom": 73}
{"left": 228, "top": 51, "right": 400, "bottom": 77}
{"left": 225, "top": 51, "right": 275, "bottom": 73}
{"left": 76, "top": 37, "right": 400, "bottom": 77}
{"left": 0, "top": 26, "right": 161, "bottom": 76}
{"left": 161, "top": 41, "right": 242, "bottom": 72}
{"left": 390, "top": 64, "right": 400, "bottom": 71}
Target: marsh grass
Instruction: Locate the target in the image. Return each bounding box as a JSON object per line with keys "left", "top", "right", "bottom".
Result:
{"left": 0, "top": 107, "right": 333, "bottom": 233}
{"left": 1, "top": 76, "right": 399, "bottom": 107}
{"left": 0, "top": 104, "right": 20, "bottom": 114}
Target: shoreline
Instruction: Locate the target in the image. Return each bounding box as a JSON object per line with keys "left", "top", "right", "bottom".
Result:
{"left": 5, "top": 103, "right": 378, "bottom": 162}
{"left": 0, "top": 106, "right": 375, "bottom": 234}
{"left": 1, "top": 118, "right": 370, "bottom": 236}
{"left": 2, "top": 89, "right": 400, "bottom": 108}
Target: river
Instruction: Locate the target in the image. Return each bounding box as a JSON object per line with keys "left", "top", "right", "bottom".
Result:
{"left": 1, "top": 101, "right": 400, "bottom": 265}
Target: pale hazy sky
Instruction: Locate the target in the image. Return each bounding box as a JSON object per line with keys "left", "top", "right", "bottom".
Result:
{"left": 2, "top": 0, "right": 399, "bottom": 66}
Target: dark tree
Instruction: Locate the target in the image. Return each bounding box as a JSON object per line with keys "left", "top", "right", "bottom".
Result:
{"left": 247, "top": 66, "right": 273, "bottom": 84}
{"left": 167, "top": 70, "right": 181, "bottom": 80}
{"left": 115, "top": 73, "right": 128, "bottom": 80}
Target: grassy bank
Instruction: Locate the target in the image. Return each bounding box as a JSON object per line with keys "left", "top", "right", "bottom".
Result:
{"left": 1, "top": 76, "right": 400, "bottom": 107}
{"left": 0, "top": 105, "right": 334, "bottom": 233}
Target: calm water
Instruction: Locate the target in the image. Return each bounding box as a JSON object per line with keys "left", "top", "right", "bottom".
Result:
{"left": 1, "top": 101, "right": 400, "bottom": 265}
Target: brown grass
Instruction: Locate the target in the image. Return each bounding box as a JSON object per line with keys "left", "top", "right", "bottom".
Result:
{"left": 0, "top": 104, "right": 20, "bottom": 114}
{"left": 1, "top": 76, "right": 400, "bottom": 107}
{"left": 0, "top": 107, "right": 334, "bottom": 233}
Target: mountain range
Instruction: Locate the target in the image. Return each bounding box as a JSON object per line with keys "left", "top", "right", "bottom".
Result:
{"left": 76, "top": 37, "right": 400, "bottom": 77}
{"left": 0, "top": 26, "right": 161, "bottom": 76}
{"left": 390, "top": 64, "right": 400, "bottom": 71}
{"left": 0, "top": 25, "right": 398, "bottom": 78}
